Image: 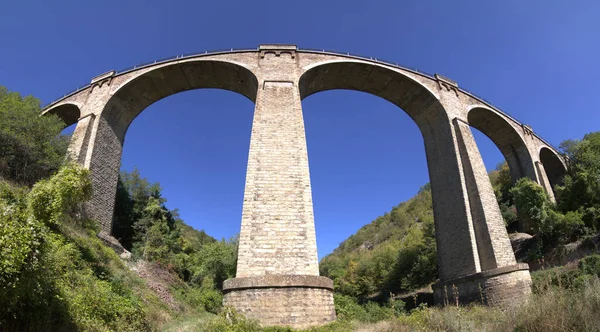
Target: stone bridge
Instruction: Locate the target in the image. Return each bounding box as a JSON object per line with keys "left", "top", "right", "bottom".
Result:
{"left": 42, "top": 44, "right": 566, "bottom": 329}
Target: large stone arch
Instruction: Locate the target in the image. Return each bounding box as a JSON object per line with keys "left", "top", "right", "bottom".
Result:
{"left": 299, "top": 59, "right": 440, "bottom": 125}
{"left": 102, "top": 60, "right": 258, "bottom": 143}
{"left": 467, "top": 105, "right": 537, "bottom": 182}
{"left": 297, "top": 59, "right": 528, "bottom": 306}
{"left": 84, "top": 60, "right": 259, "bottom": 232}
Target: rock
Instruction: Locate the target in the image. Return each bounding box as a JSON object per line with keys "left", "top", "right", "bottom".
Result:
{"left": 509, "top": 232, "right": 534, "bottom": 261}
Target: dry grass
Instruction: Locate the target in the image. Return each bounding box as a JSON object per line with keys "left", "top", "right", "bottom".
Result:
{"left": 307, "top": 275, "right": 600, "bottom": 332}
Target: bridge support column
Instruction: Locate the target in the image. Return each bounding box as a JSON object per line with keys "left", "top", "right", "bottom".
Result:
{"left": 425, "top": 112, "right": 531, "bottom": 306}
{"left": 535, "top": 161, "right": 557, "bottom": 203}
{"left": 67, "top": 114, "right": 96, "bottom": 165}
{"left": 223, "top": 81, "right": 335, "bottom": 328}
{"left": 67, "top": 109, "right": 123, "bottom": 236}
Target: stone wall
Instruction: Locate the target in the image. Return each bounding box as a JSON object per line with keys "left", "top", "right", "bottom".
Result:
{"left": 223, "top": 288, "right": 335, "bottom": 329}
{"left": 433, "top": 263, "right": 532, "bottom": 307}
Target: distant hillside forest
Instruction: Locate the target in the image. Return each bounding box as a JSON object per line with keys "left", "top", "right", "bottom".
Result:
{"left": 1, "top": 84, "right": 600, "bottom": 331}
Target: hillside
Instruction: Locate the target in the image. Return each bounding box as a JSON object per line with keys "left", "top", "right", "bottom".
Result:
{"left": 319, "top": 184, "right": 436, "bottom": 302}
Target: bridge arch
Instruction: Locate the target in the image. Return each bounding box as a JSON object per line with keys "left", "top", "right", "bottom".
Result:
{"left": 299, "top": 60, "right": 441, "bottom": 126}
{"left": 466, "top": 105, "right": 536, "bottom": 183}
{"left": 84, "top": 59, "right": 258, "bottom": 232}
{"left": 539, "top": 146, "right": 566, "bottom": 191}
{"left": 45, "top": 101, "right": 82, "bottom": 127}
{"left": 298, "top": 59, "right": 519, "bottom": 287}
{"left": 101, "top": 60, "right": 258, "bottom": 142}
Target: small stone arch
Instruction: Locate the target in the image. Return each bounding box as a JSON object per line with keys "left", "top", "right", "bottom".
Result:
{"left": 539, "top": 146, "right": 566, "bottom": 190}
{"left": 466, "top": 105, "right": 536, "bottom": 183}
{"left": 43, "top": 102, "right": 82, "bottom": 127}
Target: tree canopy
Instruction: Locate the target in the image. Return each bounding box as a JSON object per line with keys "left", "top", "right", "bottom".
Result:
{"left": 0, "top": 86, "right": 69, "bottom": 186}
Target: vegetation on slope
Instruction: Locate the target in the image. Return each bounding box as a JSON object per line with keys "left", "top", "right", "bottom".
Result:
{"left": 319, "top": 184, "right": 437, "bottom": 302}
{"left": 0, "top": 86, "right": 236, "bottom": 331}
{"left": 0, "top": 86, "right": 69, "bottom": 186}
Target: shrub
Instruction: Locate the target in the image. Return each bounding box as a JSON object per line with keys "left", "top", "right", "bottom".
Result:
{"left": 510, "top": 178, "right": 551, "bottom": 234}
{"left": 28, "top": 164, "right": 92, "bottom": 226}
{"left": 578, "top": 254, "right": 600, "bottom": 277}
{"left": 333, "top": 294, "right": 368, "bottom": 321}
{"left": 363, "top": 301, "right": 394, "bottom": 322}
{"left": 207, "top": 307, "right": 262, "bottom": 332}
{"left": 0, "top": 183, "right": 44, "bottom": 290}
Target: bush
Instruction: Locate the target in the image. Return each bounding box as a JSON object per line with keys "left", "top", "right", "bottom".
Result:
{"left": 333, "top": 294, "right": 368, "bottom": 321}
{"left": 207, "top": 307, "right": 262, "bottom": 332}
{"left": 363, "top": 301, "right": 395, "bottom": 322}
{"left": 0, "top": 166, "right": 151, "bottom": 331}
{"left": 510, "top": 178, "right": 552, "bottom": 234}
{"left": 579, "top": 254, "right": 600, "bottom": 277}
{"left": 28, "top": 164, "right": 92, "bottom": 227}
{"left": 0, "top": 182, "right": 44, "bottom": 290}
{"left": 0, "top": 86, "right": 70, "bottom": 186}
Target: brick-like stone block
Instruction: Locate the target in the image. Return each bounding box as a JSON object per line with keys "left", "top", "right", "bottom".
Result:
{"left": 432, "top": 263, "right": 532, "bottom": 307}
{"left": 223, "top": 275, "right": 336, "bottom": 329}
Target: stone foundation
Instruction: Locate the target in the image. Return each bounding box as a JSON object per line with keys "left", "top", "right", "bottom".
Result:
{"left": 222, "top": 275, "right": 336, "bottom": 329}
{"left": 433, "top": 263, "right": 532, "bottom": 307}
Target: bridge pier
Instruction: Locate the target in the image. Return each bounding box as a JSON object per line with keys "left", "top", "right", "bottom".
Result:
{"left": 223, "top": 77, "right": 335, "bottom": 328}
{"left": 425, "top": 92, "right": 532, "bottom": 307}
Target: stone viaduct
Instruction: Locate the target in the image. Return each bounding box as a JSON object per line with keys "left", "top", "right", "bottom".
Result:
{"left": 42, "top": 44, "right": 566, "bottom": 328}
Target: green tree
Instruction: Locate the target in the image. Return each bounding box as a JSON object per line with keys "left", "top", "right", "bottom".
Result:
{"left": 510, "top": 178, "right": 552, "bottom": 234}
{"left": 0, "top": 86, "right": 69, "bottom": 185}
{"left": 189, "top": 238, "right": 238, "bottom": 289}
{"left": 557, "top": 132, "right": 600, "bottom": 214}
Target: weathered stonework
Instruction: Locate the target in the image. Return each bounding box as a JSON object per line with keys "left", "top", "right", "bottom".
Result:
{"left": 42, "top": 44, "right": 568, "bottom": 327}
{"left": 223, "top": 276, "right": 336, "bottom": 329}
{"left": 432, "top": 263, "right": 532, "bottom": 306}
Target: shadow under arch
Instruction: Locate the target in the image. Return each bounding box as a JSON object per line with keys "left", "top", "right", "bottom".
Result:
{"left": 539, "top": 146, "right": 566, "bottom": 189}
{"left": 467, "top": 106, "right": 536, "bottom": 183}
{"left": 45, "top": 102, "right": 82, "bottom": 127}
{"left": 84, "top": 60, "right": 259, "bottom": 232}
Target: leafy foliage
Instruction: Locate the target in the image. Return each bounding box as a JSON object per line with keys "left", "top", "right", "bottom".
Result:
{"left": 111, "top": 168, "right": 238, "bottom": 314}
{"left": 0, "top": 165, "right": 150, "bottom": 331}
{"left": 320, "top": 185, "right": 437, "bottom": 302}
{"left": 0, "top": 86, "right": 69, "bottom": 186}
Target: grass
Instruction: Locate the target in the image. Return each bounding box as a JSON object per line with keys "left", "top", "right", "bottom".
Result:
{"left": 161, "top": 312, "right": 216, "bottom": 332}
{"left": 199, "top": 273, "right": 600, "bottom": 332}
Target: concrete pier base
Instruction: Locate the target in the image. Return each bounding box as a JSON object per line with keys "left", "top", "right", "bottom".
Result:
{"left": 432, "top": 263, "right": 532, "bottom": 307}
{"left": 223, "top": 275, "right": 336, "bottom": 329}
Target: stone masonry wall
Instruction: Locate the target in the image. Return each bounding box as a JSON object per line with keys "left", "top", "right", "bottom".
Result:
{"left": 223, "top": 287, "right": 336, "bottom": 329}
{"left": 433, "top": 264, "right": 532, "bottom": 307}
{"left": 236, "top": 78, "right": 319, "bottom": 277}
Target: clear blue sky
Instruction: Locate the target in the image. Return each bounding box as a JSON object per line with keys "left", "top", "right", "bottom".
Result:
{"left": 1, "top": 1, "right": 598, "bottom": 258}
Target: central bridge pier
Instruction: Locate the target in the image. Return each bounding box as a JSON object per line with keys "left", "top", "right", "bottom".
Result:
{"left": 222, "top": 70, "right": 336, "bottom": 328}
